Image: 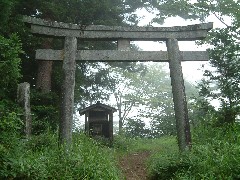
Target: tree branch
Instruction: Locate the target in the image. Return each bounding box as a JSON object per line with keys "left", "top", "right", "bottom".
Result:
{"left": 212, "top": 11, "right": 230, "bottom": 27}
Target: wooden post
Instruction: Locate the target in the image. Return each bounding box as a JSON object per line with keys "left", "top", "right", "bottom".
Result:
{"left": 109, "top": 111, "right": 113, "bottom": 142}
{"left": 85, "top": 111, "right": 89, "bottom": 135}
{"left": 166, "top": 38, "right": 191, "bottom": 151}
{"left": 59, "top": 36, "right": 77, "bottom": 147}
{"left": 17, "top": 82, "right": 31, "bottom": 138}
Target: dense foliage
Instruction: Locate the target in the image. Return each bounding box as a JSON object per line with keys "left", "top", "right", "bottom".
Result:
{"left": 151, "top": 0, "right": 240, "bottom": 124}
{"left": 198, "top": 26, "right": 240, "bottom": 124}
{"left": 1, "top": 0, "right": 240, "bottom": 179}
{"left": 148, "top": 122, "right": 240, "bottom": 179}
{"left": 0, "top": 133, "right": 120, "bottom": 179}
{"left": 0, "top": 34, "right": 22, "bottom": 100}
{"left": 114, "top": 63, "right": 197, "bottom": 137}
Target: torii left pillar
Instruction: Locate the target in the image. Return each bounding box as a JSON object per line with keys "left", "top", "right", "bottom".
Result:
{"left": 59, "top": 36, "right": 77, "bottom": 147}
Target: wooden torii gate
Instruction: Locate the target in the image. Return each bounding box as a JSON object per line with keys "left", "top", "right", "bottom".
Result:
{"left": 23, "top": 16, "right": 213, "bottom": 151}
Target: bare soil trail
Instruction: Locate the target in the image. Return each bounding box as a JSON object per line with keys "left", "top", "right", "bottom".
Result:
{"left": 118, "top": 151, "right": 151, "bottom": 180}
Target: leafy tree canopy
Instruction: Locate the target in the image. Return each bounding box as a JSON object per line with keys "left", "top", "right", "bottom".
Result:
{"left": 114, "top": 63, "right": 197, "bottom": 137}
{"left": 150, "top": 0, "right": 240, "bottom": 124}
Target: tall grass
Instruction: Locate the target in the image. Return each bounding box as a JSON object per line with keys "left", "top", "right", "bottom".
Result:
{"left": 148, "top": 123, "right": 240, "bottom": 179}
{"left": 114, "top": 135, "right": 178, "bottom": 154}
{"left": 0, "top": 132, "right": 120, "bottom": 179}
{"left": 113, "top": 135, "right": 179, "bottom": 179}
{"left": 4, "top": 122, "right": 239, "bottom": 179}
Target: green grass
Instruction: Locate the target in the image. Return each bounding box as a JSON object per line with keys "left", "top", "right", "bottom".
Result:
{"left": 4, "top": 123, "right": 240, "bottom": 180}
{"left": 147, "top": 123, "right": 240, "bottom": 180}
{"left": 113, "top": 135, "right": 178, "bottom": 154}
{"left": 113, "top": 134, "right": 179, "bottom": 178}
{"left": 0, "top": 132, "right": 121, "bottom": 179}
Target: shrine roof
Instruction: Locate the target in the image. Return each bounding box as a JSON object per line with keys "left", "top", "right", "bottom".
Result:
{"left": 79, "top": 101, "right": 117, "bottom": 115}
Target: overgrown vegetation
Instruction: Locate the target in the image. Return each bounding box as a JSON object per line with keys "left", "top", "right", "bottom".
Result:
{"left": 0, "top": 34, "right": 23, "bottom": 99}
{"left": 1, "top": 0, "right": 240, "bottom": 179}
{"left": 148, "top": 122, "right": 240, "bottom": 179}
{"left": 114, "top": 134, "right": 178, "bottom": 155}
{"left": 0, "top": 132, "right": 120, "bottom": 179}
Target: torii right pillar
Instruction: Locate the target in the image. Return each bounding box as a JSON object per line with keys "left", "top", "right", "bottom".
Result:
{"left": 167, "top": 38, "right": 191, "bottom": 151}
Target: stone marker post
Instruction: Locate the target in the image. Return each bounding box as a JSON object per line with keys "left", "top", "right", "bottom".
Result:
{"left": 167, "top": 39, "right": 191, "bottom": 151}
{"left": 59, "top": 36, "right": 77, "bottom": 147}
{"left": 17, "top": 82, "right": 31, "bottom": 138}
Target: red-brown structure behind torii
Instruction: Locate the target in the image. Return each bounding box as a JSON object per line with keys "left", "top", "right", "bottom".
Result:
{"left": 79, "top": 101, "right": 116, "bottom": 140}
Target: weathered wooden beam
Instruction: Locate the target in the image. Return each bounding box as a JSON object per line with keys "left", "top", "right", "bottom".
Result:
{"left": 59, "top": 36, "right": 77, "bottom": 147}
{"left": 109, "top": 111, "right": 114, "bottom": 142}
{"left": 36, "top": 49, "right": 209, "bottom": 62}
{"left": 167, "top": 38, "right": 191, "bottom": 152}
{"left": 23, "top": 16, "right": 213, "bottom": 41}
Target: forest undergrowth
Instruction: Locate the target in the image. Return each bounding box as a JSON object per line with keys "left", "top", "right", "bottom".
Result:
{"left": 0, "top": 129, "right": 120, "bottom": 179}
{"left": 1, "top": 113, "right": 240, "bottom": 179}
{"left": 148, "top": 123, "right": 240, "bottom": 180}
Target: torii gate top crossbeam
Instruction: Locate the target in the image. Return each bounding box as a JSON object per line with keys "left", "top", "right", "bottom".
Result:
{"left": 23, "top": 16, "right": 213, "bottom": 41}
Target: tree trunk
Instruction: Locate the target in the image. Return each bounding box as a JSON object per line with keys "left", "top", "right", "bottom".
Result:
{"left": 36, "top": 38, "right": 53, "bottom": 93}
{"left": 115, "top": 92, "right": 123, "bottom": 134}
{"left": 117, "top": 40, "right": 130, "bottom": 134}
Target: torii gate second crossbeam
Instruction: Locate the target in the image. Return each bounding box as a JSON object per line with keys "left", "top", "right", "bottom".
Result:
{"left": 23, "top": 16, "right": 213, "bottom": 151}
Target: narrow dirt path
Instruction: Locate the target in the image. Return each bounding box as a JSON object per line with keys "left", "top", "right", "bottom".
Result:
{"left": 118, "top": 151, "right": 151, "bottom": 180}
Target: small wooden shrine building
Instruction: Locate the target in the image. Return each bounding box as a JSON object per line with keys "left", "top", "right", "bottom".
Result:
{"left": 79, "top": 101, "right": 117, "bottom": 140}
